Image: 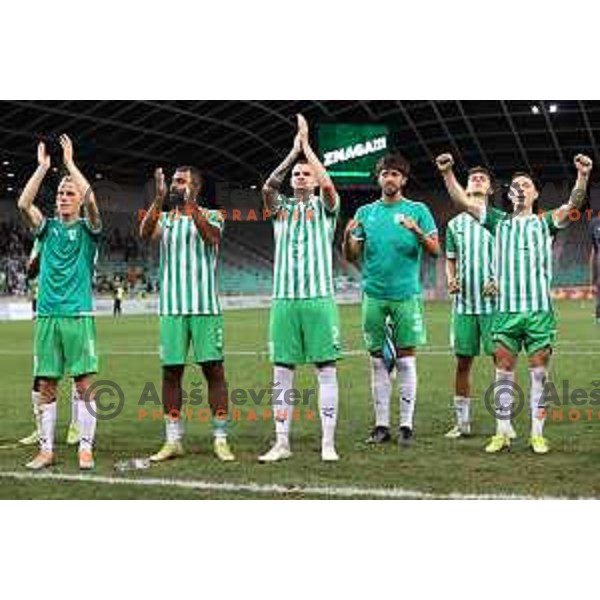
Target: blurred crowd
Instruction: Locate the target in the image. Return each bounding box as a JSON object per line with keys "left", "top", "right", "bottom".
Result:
{"left": 0, "top": 221, "right": 30, "bottom": 294}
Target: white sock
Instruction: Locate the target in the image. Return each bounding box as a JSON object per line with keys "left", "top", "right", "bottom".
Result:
{"left": 397, "top": 356, "right": 417, "bottom": 429}
{"left": 495, "top": 369, "right": 514, "bottom": 436}
{"left": 273, "top": 365, "right": 294, "bottom": 447}
{"left": 530, "top": 366, "right": 547, "bottom": 437}
{"left": 78, "top": 400, "right": 97, "bottom": 452}
{"left": 164, "top": 414, "right": 181, "bottom": 444}
{"left": 371, "top": 356, "right": 391, "bottom": 428}
{"left": 454, "top": 395, "right": 471, "bottom": 427}
{"left": 317, "top": 365, "right": 338, "bottom": 449}
{"left": 70, "top": 383, "right": 79, "bottom": 426}
{"left": 178, "top": 414, "right": 186, "bottom": 440}
{"left": 39, "top": 401, "right": 57, "bottom": 453}
{"left": 31, "top": 389, "right": 41, "bottom": 436}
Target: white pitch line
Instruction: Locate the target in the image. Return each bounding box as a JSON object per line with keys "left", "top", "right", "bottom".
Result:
{"left": 3, "top": 348, "right": 600, "bottom": 357}
{"left": 0, "top": 471, "right": 586, "bottom": 500}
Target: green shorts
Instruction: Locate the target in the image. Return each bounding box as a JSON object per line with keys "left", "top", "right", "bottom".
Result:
{"left": 492, "top": 311, "right": 556, "bottom": 356}
{"left": 362, "top": 295, "right": 426, "bottom": 353}
{"left": 451, "top": 313, "right": 495, "bottom": 357}
{"left": 160, "top": 315, "right": 224, "bottom": 366}
{"left": 34, "top": 316, "right": 98, "bottom": 379}
{"left": 269, "top": 297, "right": 341, "bottom": 365}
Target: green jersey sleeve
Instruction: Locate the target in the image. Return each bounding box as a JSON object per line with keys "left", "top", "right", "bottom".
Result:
{"left": 206, "top": 209, "right": 225, "bottom": 235}
{"left": 82, "top": 217, "right": 102, "bottom": 237}
{"left": 30, "top": 238, "right": 41, "bottom": 261}
{"left": 33, "top": 216, "right": 49, "bottom": 240}
{"left": 417, "top": 204, "right": 438, "bottom": 237}
{"left": 480, "top": 206, "right": 507, "bottom": 234}
{"left": 541, "top": 208, "right": 563, "bottom": 236}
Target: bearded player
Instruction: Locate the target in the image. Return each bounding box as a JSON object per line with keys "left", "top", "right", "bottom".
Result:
{"left": 139, "top": 165, "right": 234, "bottom": 462}
{"left": 18, "top": 135, "right": 101, "bottom": 470}
{"left": 344, "top": 154, "right": 440, "bottom": 447}
{"left": 438, "top": 152, "right": 592, "bottom": 454}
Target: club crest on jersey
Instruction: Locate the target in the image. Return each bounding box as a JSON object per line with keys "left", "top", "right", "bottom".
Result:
{"left": 68, "top": 230, "right": 77, "bottom": 241}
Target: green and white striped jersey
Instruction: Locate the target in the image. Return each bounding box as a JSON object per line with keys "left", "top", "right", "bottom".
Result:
{"left": 481, "top": 207, "right": 563, "bottom": 313}
{"left": 159, "top": 211, "right": 223, "bottom": 316}
{"left": 446, "top": 212, "right": 496, "bottom": 315}
{"left": 272, "top": 194, "right": 339, "bottom": 299}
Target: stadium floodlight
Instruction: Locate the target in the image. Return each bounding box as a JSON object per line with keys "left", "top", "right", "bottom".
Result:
{"left": 6, "top": 186, "right": 13, "bottom": 192}
{"left": 2, "top": 160, "right": 9, "bottom": 166}
{"left": 531, "top": 105, "right": 540, "bottom": 114}
{"left": 549, "top": 104, "right": 558, "bottom": 113}
{"left": 95, "top": 173, "right": 103, "bottom": 179}
{"left": 7, "top": 173, "right": 14, "bottom": 178}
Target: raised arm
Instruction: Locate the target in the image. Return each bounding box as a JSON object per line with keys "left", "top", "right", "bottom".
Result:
{"left": 17, "top": 142, "right": 49, "bottom": 230}
{"left": 436, "top": 153, "right": 484, "bottom": 220}
{"left": 262, "top": 131, "right": 302, "bottom": 213}
{"left": 140, "top": 168, "right": 166, "bottom": 241}
{"left": 554, "top": 154, "right": 593, "bottom": 227}
{"left": 297, "top": 114, "right": 337, "bottom": 210}
{"left": 60, "top": 134, "right": 101, "bottom": 230}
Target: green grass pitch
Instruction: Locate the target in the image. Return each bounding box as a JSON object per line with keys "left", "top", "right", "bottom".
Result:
{"left": 1, "top": 300, "right": 600, "bottom": 499}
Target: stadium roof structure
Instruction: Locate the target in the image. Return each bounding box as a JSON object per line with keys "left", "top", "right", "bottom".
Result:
{"left": 0, "top": 100, "right": 599, "bottom": 193}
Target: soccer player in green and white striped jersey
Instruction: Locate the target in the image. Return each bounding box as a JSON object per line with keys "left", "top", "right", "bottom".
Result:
{"left": 438, "top": 152, "right": 593, "bottom": 454}
{"left": 140, "top": 165, "right": 234, "bottom": 463}
{"left": 259, "top": 114, "right": 341, "bottom": 463}
{"left": 444, "top": 166, "right": 511, "bottom": 439}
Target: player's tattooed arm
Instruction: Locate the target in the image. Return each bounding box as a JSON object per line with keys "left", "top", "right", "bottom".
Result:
{"left": 60, "top": 134, "right": 101, "bottom": 230}
{"left": 555, "top": 154, "right": 593, "bottom": 227}
{"left": 140, "top": 168, "right": 166, "bottom": 241}
{"left": 297, "top": 114, "right": 338, "bottom": 210}
{"left": 436, "top": 153, "right": 484, "bottom": 221}
{"left": 18, "top": 141, "right": 48, "bottom": 230}
{"left": 342, "top": 219, "right": 363, "bottom": 262}
{"left": 262, "top": 128, "right": 302, "bottom": 212}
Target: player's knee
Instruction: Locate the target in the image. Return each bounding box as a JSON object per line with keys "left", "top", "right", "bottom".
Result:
{"left": 201, "top": 361, "right": 224, "bottom": 381}
{"left": 529, "top": 348, "right": 551, "bottom": 368}
{"left": 74, "top": 376, "right": 92, "bottom": 400}
{"left": 38, "top": 379, "right": 58, "bottom": 403}
{"left": 494, "top": 347, "right": 515, "bottom": 371}
{"left": 163, "top": 365, "right": 184, "bottom": 384}
{"left": 456, "top": 356, "right": 474, "bottom": 373}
